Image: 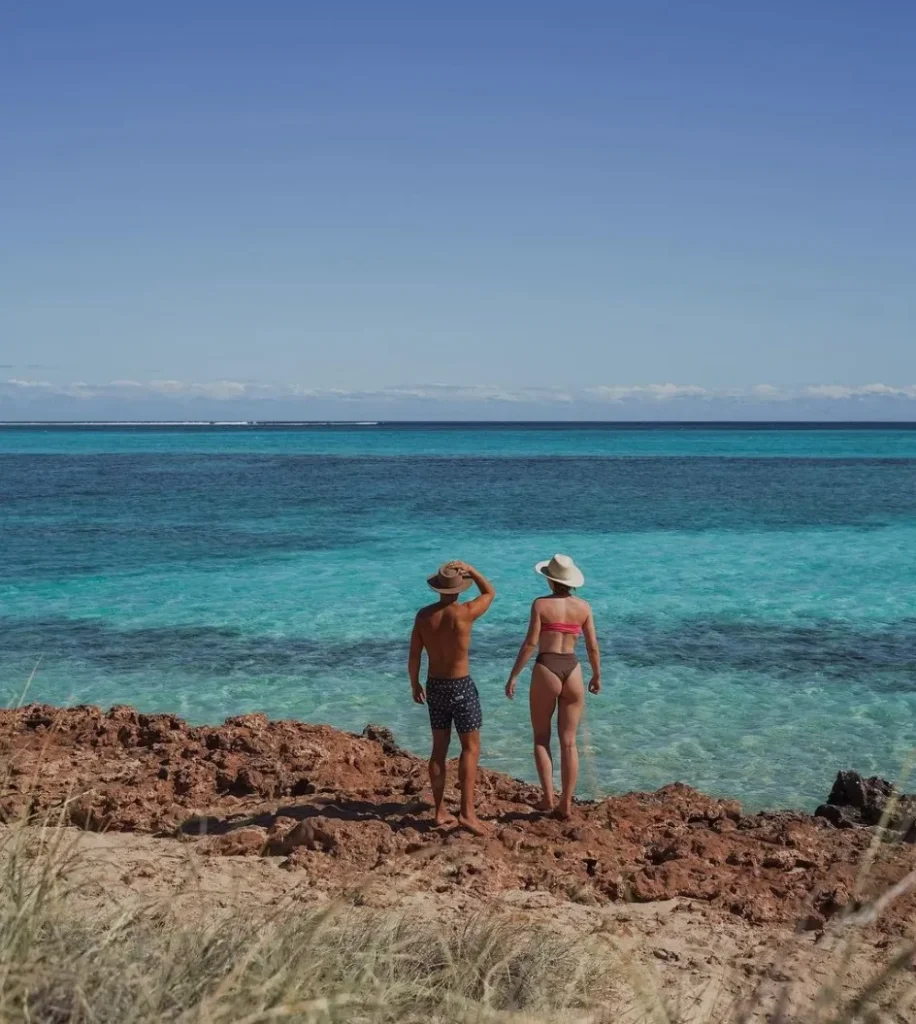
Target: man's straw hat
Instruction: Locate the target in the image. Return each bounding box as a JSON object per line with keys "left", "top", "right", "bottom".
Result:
{"left": 427, "top": 564, "right": 472, "bottom": 594}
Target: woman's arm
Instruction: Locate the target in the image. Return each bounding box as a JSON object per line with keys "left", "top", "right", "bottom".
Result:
{"left": 583, "top": 608, "right": 601, "bottom": 694}
{"left": 506, "top": 602, "right": 541, "bottom": 699}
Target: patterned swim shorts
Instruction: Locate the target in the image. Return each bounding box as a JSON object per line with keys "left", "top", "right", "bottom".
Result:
{"left": 426, "top": 676, "right": 483, "bottom": 734}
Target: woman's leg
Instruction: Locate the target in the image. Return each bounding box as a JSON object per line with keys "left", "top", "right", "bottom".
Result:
{"left": 555, "top": 666, "right": 586, "bottom": 818}
{"left": 529, "top": 662, "right": 562, "bottom": 811}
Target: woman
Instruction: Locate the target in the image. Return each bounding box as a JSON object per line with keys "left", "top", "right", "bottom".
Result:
{"left": 506, "top": 554, "right": 601, "bottom": 818}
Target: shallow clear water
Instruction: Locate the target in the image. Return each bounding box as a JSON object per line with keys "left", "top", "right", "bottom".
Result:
{"left": 2, "top": 423, "right": 915, "bottom": 811}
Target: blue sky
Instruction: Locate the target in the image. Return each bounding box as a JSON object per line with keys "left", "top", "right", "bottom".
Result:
{"left": 2, "top": 2, "right": 915, "bottom": 419}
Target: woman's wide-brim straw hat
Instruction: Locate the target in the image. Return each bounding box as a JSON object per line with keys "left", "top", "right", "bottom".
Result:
{"left": 427, "top": 564, "right": 472, "bottom": 594}
{"left": 535, "top": 553, "right": 585, "bottom": 588}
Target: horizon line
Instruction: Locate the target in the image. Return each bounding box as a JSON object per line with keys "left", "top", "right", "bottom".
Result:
{"left": 3, "top": 419, "right": 916, "bottom": 428}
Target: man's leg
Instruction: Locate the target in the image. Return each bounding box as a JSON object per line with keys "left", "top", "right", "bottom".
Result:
{"left": 457, "top": 729, "right": 488, "bottom": 835}
{"left": 429, "top": 729, "right": 456, "bottom": 827}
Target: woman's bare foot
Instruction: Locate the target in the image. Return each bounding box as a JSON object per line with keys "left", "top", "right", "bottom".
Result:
{"left": 434, "top": 810, "right": 458, "bottom": 828}
{"left": 552, "top": 803, "right": 574, "bottom": 821}
{"left": 533, "top": 795, "right": 556, "bottom": 813}
{"left": 457, "top": 813, "right": 491, "bottom": 836}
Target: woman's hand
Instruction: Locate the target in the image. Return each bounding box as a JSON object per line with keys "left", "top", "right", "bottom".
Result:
{"left": 588, "top": 675, "right": 601, "bottom": 695}
{"left": 505, "top": 676, "right": 518, "bottom": 700}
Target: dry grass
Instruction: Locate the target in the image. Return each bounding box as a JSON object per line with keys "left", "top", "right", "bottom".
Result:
{"left": 2, "top": 819, "right": 916, "bottom": 1024}
{"left": 0, "top": 818, "right": 630, "bottom": 1024}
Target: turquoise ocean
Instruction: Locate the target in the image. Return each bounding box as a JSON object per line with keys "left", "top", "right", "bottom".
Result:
{"left": 2, "top": 423, "right": 915, "bottom": 811}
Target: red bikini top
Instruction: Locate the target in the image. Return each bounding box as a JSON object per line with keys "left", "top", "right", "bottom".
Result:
{"left": 541, "top": 621, "right": 583, "bottom": 636}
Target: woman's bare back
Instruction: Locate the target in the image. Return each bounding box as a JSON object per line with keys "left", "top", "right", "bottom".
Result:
{"left": 534, "top": 594, "right": 591, "bottom": 653}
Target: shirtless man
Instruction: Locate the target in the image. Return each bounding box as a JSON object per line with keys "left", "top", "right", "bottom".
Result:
{"left": 408, "top": 560, "right": 495, "bottom": 835}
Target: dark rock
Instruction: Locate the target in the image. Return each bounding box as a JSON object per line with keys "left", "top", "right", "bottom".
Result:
{"left": 826, "top": 771, "right": 893, "bottom": 826}
{"left": 813, "top": 803, "right": 857, "bottom": 828}
{"left": 362, "top": 724, "right": 401, "bottom": 756}
{"left": 23, "top": 709, "right": 55, "bottom": 730}
{"left": 816, "top": 771, "right": 916, "bottom": 837}
{"left": 799, "top": 911, "right": 826, "bottom": 932}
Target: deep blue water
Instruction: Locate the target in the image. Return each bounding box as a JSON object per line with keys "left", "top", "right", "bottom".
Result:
{"left": 2, "top": 423, "right": 915, "bottom": 810}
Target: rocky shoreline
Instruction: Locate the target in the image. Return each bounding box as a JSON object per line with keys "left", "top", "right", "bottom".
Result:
{"left": 2, "top": 704, "right": 914, "bottom": 934}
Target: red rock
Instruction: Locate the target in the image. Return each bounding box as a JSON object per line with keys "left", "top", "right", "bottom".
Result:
{"left": 208, "top": 828, "right": 268, "bottom": 857}
{"left": 762, "top": 850, "right": 796, "bottom": 870}
{"left": 499, "top": 829, "right": 522, "bottom": 851}
{"left": 813, "top": 883, "right": 852, "bottom": 919}
{"left": 0, "top": 702, "right": 913, "bottom": 935}
{"left": 267, "top": 819, "right": 338, "bottom": 856}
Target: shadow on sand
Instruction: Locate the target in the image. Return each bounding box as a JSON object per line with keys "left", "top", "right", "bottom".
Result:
{"left": 177, "top": 796, "right": 444, "bottom": 838}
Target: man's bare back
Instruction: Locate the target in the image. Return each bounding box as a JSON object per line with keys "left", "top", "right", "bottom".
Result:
{"left": 414, "top": 601, "right": 475, "bottom": 678}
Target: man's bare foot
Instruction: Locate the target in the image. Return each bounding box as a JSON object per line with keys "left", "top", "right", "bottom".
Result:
{"left": 457, "top": 813, "right": 491, "bottom": 837}
{"left": 434, "top": 810, "right": 458, "bottom": 828}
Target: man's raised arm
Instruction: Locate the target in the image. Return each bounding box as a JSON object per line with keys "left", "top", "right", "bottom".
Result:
{"left": 447, "top": 561, "right": 495, "bottom": 619}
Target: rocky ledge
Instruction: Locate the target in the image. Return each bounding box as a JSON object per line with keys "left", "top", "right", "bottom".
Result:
{"left": 1, "top": 704, "right": 914, "bottom": 934}
{"left": 815, "top": 771, "right": 916, "bottom": 840}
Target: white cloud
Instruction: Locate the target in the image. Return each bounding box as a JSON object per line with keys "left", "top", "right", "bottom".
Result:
{"left": 804, "top": 385, "right": 857, "bottom": 399}
{"left": 147, "top": 379, "right": 189, "bottom": 394}
{"left": 280, "top": 384, "right": 574, "bottom": 403}
{"left": 585, "top": 384, "right": 712, "bottom": 401}
{"left": 3, "top": 378, "right": 916, "bottom": 405}
{"left": 803, "top": 383, "right": 916, "bottom": 400}
{"left": 142, "top": 379, "right": 249, "bottom": 398}
{"left": 6, "top": 378, "right": 53, "bottom": 389}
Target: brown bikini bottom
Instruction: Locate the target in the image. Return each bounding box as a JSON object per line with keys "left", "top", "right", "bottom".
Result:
{"left": 535, "top": 652, "right": 579, "bottom": 683}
